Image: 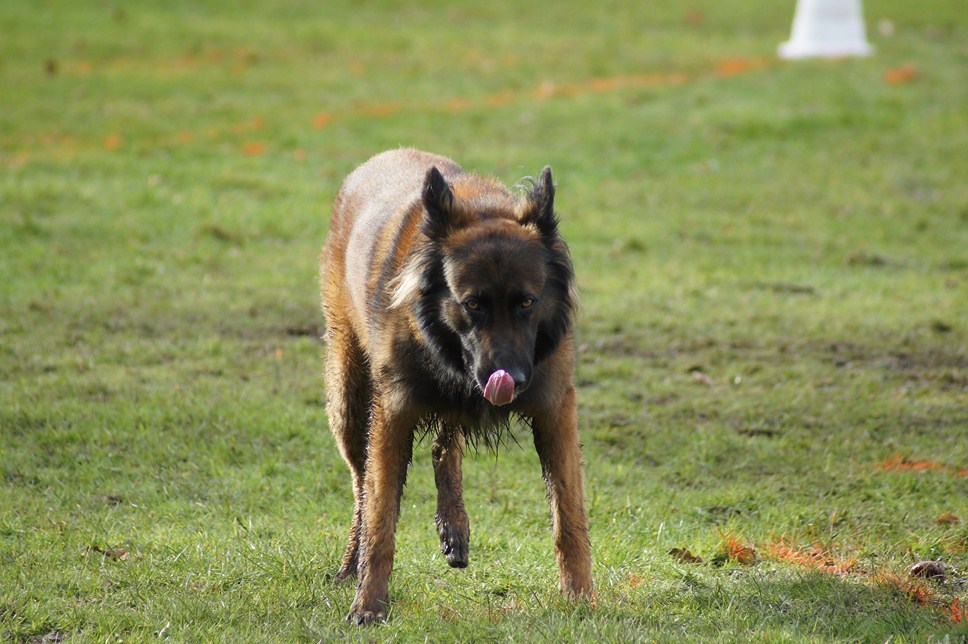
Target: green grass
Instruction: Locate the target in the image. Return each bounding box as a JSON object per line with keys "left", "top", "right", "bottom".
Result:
{"left": 2, "top": 0, "right": 967, "bottom": 640}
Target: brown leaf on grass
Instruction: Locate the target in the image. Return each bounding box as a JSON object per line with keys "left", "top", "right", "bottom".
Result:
{"left": 312, "top": 111, "right": 332, "bottom": 128}
{"left": 668, "top": 547, "right": 703, "bottom": 564}
{"left": 910, "top": 560, "right": 946, "bottom": 582}
{"left": 884, "top": 63, "right": 917, "bottom": 85}
{"left": 685, "top": 8, "right": 705, "bottom": 26}
{"left": 690, "top": 370, "right": 713, "bottom": 386}
{"left": 104, "top": 134, "right": 122, "bottom": 150}
{"left": 91, "top": 545, "right": 129, "bottom": 561}
{"left": 936, "top": 512, "right": 961, "bottom": 525}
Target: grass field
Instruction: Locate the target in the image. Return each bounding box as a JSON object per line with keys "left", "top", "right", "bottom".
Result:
{"left": 2, "top": 0, "right": 967, "bottom": 640}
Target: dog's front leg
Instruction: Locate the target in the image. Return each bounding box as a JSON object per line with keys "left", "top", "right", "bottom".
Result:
{"left": 432, "top": 424, "right": 469, "bottom": 568}
{"left": 531, "top": 384, "right": 593, "bottom": 597}
{"left": 347, "top": 398, "right": 416, "bottom": 625}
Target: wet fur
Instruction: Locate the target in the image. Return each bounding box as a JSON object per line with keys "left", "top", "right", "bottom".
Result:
{"left": 320, "top": 148, "right": 592, "bottom": 624}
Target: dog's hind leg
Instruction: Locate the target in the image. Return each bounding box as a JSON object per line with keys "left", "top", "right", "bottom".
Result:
{"left": 324, "top": 324, "right": 372, "bottom": 582}
{"left": 432, "top": 424, "right": 469, "bottom": 568}
{"left": 531, "top": 385, "right": 593, "bottom": 597}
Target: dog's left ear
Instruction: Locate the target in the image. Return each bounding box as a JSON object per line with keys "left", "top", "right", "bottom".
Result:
{"left": 422, "top": 166, "right": 459, "bottom": 241}
{"left": 520, "top": 166, "right": 559, "bottom": 238}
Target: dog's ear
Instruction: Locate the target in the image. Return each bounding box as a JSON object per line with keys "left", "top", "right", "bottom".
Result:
{"left": 520, "top": 166, "right": 559, "bottom": 238}
{"left": 421, "top": 167, "right": 457, "bottom": 241}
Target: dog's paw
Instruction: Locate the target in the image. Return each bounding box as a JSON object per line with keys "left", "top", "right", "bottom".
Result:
{"left": 560, "top": 577, "right": 594, "bottom": 599}
{"left": 437, "top": 521, "right": 469, "bottom": 568}
{"left": 346, "top": 604, "right": 387, "bottom": 626}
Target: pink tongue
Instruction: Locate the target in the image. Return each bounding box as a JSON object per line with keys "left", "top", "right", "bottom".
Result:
{"left": 483, "top": 370, "right": 515, "bottom": 406}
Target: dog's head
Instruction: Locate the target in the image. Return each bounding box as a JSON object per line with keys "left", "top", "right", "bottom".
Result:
{"left": 395, "top": 166, "right": 576, "bottom": 405}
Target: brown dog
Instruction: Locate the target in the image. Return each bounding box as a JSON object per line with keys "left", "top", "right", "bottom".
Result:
{"left": 320, "top": 148, "right": 592, "bottom": 624}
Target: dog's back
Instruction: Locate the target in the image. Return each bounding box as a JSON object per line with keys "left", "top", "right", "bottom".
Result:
{"left": 323, "top": 149, "right": 462, "bottom": 342}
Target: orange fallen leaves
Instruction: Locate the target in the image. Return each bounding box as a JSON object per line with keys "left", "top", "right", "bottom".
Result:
{"left": 951, "top": 599, "right": 968, "bottom": 624}
{"left": 762, "top": 536, "right": 965, "bottom": 625}
{"left": 241, "top": 141, "right": 267, "bottom": 156}
{"left": 717, "top": 58, "right": 752, "bottom": 77}
{"left": 16, "top": 57, "right": 771, "bottom": 163}
{"left": 717, "top": 534, "right": 756, "bottom": 565}
{"left": 878, "top": 571, "right": 938, "bottom": 607}
{"left": 104, "top": 133, "right": 122, "bottom": 151}
{"left": 884, "top": 63, "right": 917, "bottom": 85}
{"left": 877, "top": 454, "right": 968, "bottom": 477}
{"left": 767, "top": 538, "right": 857, "bottom": 576}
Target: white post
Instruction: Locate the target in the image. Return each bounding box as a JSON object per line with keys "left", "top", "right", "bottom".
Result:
{"left": 779, "top": 0, "right": 874, "bottom": 59}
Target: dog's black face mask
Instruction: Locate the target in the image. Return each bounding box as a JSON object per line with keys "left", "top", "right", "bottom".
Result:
{"left": 409, "top": 165, "right": 576, "bottom": 404}
{"left": 441, "top": 235, "right": 549, "bottom": 402}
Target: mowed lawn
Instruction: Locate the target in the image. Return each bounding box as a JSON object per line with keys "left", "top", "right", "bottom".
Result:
{"left": 2, "top": 0, "right": 966, "bottom": 640}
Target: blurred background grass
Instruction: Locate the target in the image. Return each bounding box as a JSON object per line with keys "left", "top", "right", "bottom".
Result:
{"left": 1, "top": 0, "right": 966, "bottom": 640}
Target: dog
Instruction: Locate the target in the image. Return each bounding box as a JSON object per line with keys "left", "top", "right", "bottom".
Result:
{"left": 320, "top": 148, "right": 592, "bottom": 624}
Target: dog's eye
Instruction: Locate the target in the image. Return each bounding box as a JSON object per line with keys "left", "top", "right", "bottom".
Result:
{"left": 464, "top": 299, "right": 481, "bottom": 312}
{"left": 520, "top": 297, "right": 535, "bottom": 309}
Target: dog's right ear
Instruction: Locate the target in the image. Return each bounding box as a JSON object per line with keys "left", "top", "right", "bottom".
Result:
{"left": 422, "top": 167, "right": 457, "bottom": 241}
{"left": 519, "top": 166, "right": 559, "bottom": 239}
